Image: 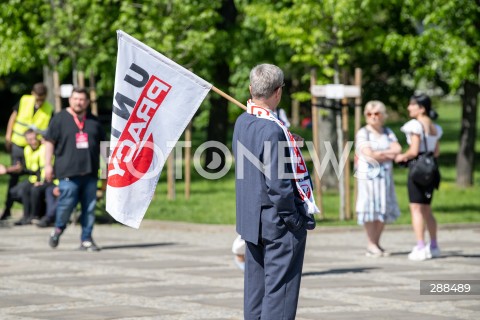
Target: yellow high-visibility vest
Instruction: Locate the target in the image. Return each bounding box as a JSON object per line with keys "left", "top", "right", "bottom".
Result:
{"left": 11, "top": 95, "right": 53, "bottom": 147}
{"left": 24, "top": 144, "right": 58, "bottom": 184}
{"left": 24, "top": 144, "right": 44, "bottom": 184}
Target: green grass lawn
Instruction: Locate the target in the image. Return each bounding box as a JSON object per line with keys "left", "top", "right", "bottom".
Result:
{"left": 1, "top": 97, "right": 479, "bottom": 226}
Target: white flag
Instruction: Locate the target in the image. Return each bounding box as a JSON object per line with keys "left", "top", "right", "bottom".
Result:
{"left": 106, "top": 30, "right": 212, "bottom": 228}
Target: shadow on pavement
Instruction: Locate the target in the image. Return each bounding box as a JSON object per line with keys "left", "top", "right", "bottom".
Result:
{"left": 100, "top": 242, "right": 178, "bottom": 250}
{"left": 302, "top": 267, "right": 379, "bottom": 277}
{"left": 436, "top": 251, "right": 480, "bottom": 259}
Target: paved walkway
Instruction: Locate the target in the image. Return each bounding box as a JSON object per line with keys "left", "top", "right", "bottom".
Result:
{"left": 0, "top": 215, "right": 479, "bottom": 320}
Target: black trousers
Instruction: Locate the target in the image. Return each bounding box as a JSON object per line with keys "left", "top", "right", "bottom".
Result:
{"left": 10, "top": 181, "right": 53, "bottom": 222}
{"left": 5, "top": 144, "right": 25, "bottom": 210}
{"left": 31, "top": 183, "right": 53, "bottom": 219}
{"left": 10, "top": 180, "right": 34, "bottom": 221}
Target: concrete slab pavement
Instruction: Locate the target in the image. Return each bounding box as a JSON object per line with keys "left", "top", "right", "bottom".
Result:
{"left": 1, "top": 218, "right": 479, "bottom": 320}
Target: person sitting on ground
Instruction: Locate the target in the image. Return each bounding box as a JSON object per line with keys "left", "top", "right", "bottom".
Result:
{"left": 1, "top": 129, "right": 50, "bottom": 225}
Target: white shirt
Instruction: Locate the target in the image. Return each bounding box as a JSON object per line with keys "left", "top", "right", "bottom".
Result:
{"left": 400, "top": 119, "right": 442, "bottom": 153}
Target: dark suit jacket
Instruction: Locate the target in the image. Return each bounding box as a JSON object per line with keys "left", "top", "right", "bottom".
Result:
{"left": 233, "top": 112, "right": 305, "bottom": 245}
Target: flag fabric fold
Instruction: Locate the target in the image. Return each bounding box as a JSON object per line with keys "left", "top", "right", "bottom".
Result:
{"left": 106, "top": 30, "right": 212, "bottom": 228}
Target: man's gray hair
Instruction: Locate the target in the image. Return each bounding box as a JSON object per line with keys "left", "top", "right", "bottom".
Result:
{"left": 249, "top": 64, "right": 284, "bottom": 99}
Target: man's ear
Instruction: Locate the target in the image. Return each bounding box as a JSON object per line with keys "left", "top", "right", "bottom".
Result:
{"left": 276, "top": 86, "right": 282, "bottom": 97}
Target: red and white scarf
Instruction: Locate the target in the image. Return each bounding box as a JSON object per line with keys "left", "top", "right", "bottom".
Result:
{"left": 247, "top": 99, "right": 320, "bottom": 214}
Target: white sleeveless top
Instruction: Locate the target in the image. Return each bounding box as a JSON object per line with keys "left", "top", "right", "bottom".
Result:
{"left": 400, "top": 119, "right": 443, "bottom": 153}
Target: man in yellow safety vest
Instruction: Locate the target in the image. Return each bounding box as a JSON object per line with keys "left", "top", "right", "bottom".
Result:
{"left": 0, "top": 129, "right": 57, "bottom": 225}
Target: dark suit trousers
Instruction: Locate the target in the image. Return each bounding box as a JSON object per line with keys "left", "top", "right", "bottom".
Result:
{"left": 244, "top": 228, "right": 307, "bottom": 320}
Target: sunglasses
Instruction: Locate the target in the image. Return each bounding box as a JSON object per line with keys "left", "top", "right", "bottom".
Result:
{"left": 366, "top": 112, "right": 381, "bottom": 117}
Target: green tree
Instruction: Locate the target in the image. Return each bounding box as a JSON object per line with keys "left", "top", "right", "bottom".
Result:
{"left": 0, "top": 0, "right": 121, "bottom": 94}
{"left": 241, "top": 0, "right": 413, "bottom": 188}
{"left": 383, "top": 0, "right": 480, "bottom": 186}
{"left": 0, "top": 0, "right": 224, "bottom": 107}
{"left": 0, "top": 0, "right": 48, "bottom": 75}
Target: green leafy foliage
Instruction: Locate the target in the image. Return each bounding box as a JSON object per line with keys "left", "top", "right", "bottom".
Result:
{"left": 383, "top": 0, "right": 480, "bottom": 91}
{"left": 112, "top": 1, "right": 222, "bottom": 81}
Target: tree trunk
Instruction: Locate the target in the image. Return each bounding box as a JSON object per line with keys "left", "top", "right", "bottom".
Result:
{"left": 43, "top": 66, "right": 55, "bottom": 108}
{"left": 206, "top": 61, "right": 230, "bottom": 170}
{"left": 456, "top": 79, "right": 479, "bottom": 187}
{"left": 319, "top": 108, "right": 339, "bottom": 189}
{"left": 205, "top": 0, "right": 237, "bottom": 169}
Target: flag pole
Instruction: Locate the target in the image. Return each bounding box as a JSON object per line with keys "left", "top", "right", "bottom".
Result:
{"left": 212, "top": 86, "right": 247, "bottom": 110}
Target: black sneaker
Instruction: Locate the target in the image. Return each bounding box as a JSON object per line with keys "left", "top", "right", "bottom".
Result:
{"left": 14, "top": 218, "right": 30, "bottom": 226}
{"left": 0, "top": 209, "right": 11, "bottom": 220}
{"left": 49, "top": 228, "right": 63, "bottom": 248}
{"left": 36, "top": 217, "right": 53, "bottom": 228}
{"left": 79, "top": 239, "right": 100, "bottom": 252}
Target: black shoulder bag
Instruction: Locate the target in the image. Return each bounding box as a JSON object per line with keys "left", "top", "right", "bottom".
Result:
{"left": 408, "top": 122, "right": 438, "bottom": 187}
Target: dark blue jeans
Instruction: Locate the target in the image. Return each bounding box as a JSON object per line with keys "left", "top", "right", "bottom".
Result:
{"left": 44, "top": 184, "right": 58, "bottom": 221}
{"left": 55, "top": 175, "right": 97, "bottom": 241}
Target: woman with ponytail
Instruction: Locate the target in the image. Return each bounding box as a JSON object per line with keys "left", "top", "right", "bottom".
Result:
{"left": 395, "top": 94, "right": 442, "bottom": 261}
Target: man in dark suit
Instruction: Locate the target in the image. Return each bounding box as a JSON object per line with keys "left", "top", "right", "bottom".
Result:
{"left": 233, "top": 64, "right": 315, "bottom": 320}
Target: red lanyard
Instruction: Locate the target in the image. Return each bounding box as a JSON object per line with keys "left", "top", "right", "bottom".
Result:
{"left": 67, "top": 108, "right": 86, "bottom": 132}
{"left": 73, "top": 114, "right": 85, "bottom": 132}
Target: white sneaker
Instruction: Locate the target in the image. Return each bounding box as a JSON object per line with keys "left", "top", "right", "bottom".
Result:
{"left": 428, "top": 245, "right": 441, "bottom": 258}
{"left": 378, "top": 246, "right": 391, "bottom": 257}
{"left": 408, "top": 246, "right": 430, "bottom": 261}
{"left": 365, "top": 245, "right": 383, "bottom": 258}
{"left": 366, "top": 249, "right": 382, "bottom": 258}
